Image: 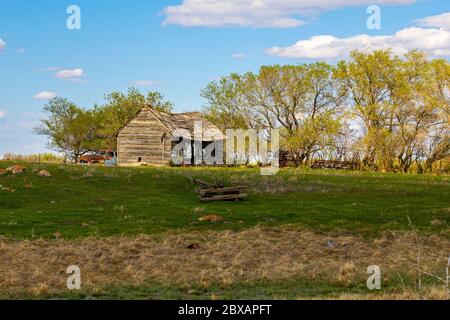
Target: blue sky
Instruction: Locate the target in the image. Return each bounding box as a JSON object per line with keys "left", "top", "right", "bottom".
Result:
{"left": 0, "top": 0, "right": 449, "bottom": 155}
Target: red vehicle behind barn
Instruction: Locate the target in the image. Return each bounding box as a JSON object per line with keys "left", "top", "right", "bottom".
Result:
{"left": 79, "top": 151, "right": 117, "bottom": 165}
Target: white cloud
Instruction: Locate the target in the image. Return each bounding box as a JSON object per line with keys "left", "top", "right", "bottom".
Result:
{"left": 231, "top": 53, "right": 246, "bottom": 59}
{"left": 132, "top": 80, "right": 160, "bottom": 87}
{"left": 266, "top": 27, "right": 450, "bottom": 59}
{"left": 415, "top": 12, "right": 450, "bottom": 29}
{"left": 54, "top": 68, "right": 84, "bottom": 79}
{"left": 16, "top": 48, "right": 25, "bottom": 54}
{"left": 34, "top": 91, "right": 57, "bottom": 100}
{"left": 0, "top": 38, "right": 5, "bottom": 51}
{"left": 162, "top": 0, "right": 413, "bottom": 28}
{"left": 0, "top": 109, "right": 7, "bottom": 119}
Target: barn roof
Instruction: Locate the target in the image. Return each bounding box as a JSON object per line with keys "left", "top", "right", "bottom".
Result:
{"left": 115, "top": 106, "right": 225, "bottom": 141}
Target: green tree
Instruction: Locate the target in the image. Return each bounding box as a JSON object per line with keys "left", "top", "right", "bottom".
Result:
{"left": 391, "top": 51, "right": 442, "bottom": 172}
{"left": 335, "top": 50, "right": 450, "bottom": 172}
{"left": 423, "top": 57, "right": 450, "bottom": 171}
{"left": 201, "top": 74, "right": 250, "bottom": 131}
{"left": 202, "top": 63, "right": 346, "bottom": 163}
{"left": 95, "top": 87, "right": 174, "bottom": 150}
{"left": 335, "top": 50, "right": 399, "bottom": 170}
{"left": 34, "top": 97, "right": 98, "bottom": 162}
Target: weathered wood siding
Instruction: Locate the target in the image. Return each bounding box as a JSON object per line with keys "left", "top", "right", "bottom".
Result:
{"left": 117, "top": 107, "right": 172, "bottom": 166}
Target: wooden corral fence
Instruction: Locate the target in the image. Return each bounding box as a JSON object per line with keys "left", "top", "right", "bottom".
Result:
{"left": 311, "top": 160, "right": 358, "bottom": 170}
{"left": 279, "top": 151, "right": 359, "bottom": 170}
{"left": 279, "top": 151, "right": 300, "bottom": 167}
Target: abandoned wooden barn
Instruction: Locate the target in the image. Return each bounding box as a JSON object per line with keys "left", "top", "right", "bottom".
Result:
{"left": 115, "top": 106, "right": 225, "bottom": 166}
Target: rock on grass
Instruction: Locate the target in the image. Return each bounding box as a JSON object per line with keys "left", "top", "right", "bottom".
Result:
{"left": 38, "top": 170, "right": 51, "bottom": 178}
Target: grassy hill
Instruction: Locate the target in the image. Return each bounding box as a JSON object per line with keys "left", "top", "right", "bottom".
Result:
{"left": 0, "top": 162, "right": 449, "bottom": 299}
{"left": 0, "top": 162, "right": 449, "bottom": 239}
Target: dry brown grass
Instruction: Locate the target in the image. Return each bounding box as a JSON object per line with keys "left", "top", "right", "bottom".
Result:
{"left": 335, "top": 287, "right": 448, "bottom": 300}
{"left": 0, "top": 227, "right": 449, "bottom": 298}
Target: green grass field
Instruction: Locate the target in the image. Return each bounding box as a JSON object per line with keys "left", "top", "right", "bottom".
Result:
{"left": 0, "top": 162, "right": 449, "bottom": 239}
{"left": 0, "top": 162, "right": 449, "bottom": 299}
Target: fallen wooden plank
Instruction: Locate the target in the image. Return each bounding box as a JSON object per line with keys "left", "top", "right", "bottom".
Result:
{"left": 193, "top": 179, "right": 213, "bottom": 188}
{"left": 193, "top": 179, "right": 225, "bottom": 189}
{"left": 200, "top": 190, "right": 241, "bottom": 197}
{"left": 199, "top": 186, "right": 248, "bottom": 196}
{"left": 200, "top": 193, "right": 248, "bottom": 202}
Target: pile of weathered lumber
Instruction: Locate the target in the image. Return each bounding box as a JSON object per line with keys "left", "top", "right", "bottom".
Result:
{"left": 193, "top": 179, "right": 248, "bottom": 202}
